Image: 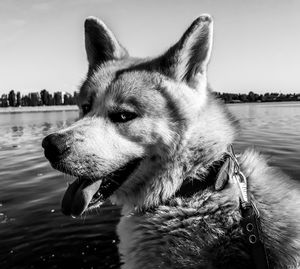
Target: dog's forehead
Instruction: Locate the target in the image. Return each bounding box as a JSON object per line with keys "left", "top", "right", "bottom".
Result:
{"left": 104, "top": 70, "right": 168, "bottom": 112}
{"left": 108, "top": 70, "right": 161, "bottom": 98}
{"left": 80, "top": 59, "right": 168, "bottom": 107}
{"left": 79, "top": 59, "right": 153, "bottom": 99}
{"left": 79, "top": 60, "right": 127, "bottom": 105}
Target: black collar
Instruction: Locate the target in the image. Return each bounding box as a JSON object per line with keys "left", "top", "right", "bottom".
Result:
{"left": 175, "top": 153, "right": 230, "bottom": 198}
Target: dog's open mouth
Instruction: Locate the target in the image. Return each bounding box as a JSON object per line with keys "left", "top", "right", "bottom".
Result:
{"left": 61, "top": 158, "right": 142, "bottom": 217}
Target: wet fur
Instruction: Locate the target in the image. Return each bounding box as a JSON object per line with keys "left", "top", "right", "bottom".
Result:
{"left": 43, "top": 15, "right": 300, "bottom": 268}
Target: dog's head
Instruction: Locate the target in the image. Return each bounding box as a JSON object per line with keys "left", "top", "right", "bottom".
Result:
{"left": 42, "top": 15, "right": 236, "bottom": 216}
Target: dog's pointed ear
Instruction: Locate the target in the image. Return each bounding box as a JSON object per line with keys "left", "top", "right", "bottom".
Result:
{"left": 159, "top": 15, "right": 213, "bottom": 89}
{"left": 84, "top": 17, "right": 128, "bottom": 69}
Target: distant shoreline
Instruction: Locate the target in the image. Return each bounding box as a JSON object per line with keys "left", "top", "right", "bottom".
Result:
{"left": 0, "top": 105, "right": 79, "bottom": 114}
{"left": 0, "top": 101, "right": 299, "bottom": 114}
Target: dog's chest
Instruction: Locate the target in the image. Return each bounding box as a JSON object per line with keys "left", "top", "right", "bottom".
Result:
{"left": 116, "top": 199, "right": 240, "bottom": 269}
{"left": 117, "top": 212, "right": 169, "bottom": 269}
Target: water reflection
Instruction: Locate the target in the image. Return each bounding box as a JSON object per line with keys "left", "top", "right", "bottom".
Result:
{"left": 42, "top": 122, "right": 52, "bottom": 133}
{"left": 11, "top": 126, "right": 24, "bottom": 138}
{"left": 228, "top": 102, "right": 300, "bottom": 180}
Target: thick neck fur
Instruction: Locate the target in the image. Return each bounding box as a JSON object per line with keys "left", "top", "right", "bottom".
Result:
{"left": 112, "top": 94, "right": 237, "bottom": 213}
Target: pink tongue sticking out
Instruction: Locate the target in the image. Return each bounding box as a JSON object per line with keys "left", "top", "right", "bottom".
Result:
{"left": 61, "top": 179, "right": 102, "bottom": 217}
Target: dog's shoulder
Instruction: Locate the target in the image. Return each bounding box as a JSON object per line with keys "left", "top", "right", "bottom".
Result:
{"left": 118, "top": 150, "right": 300, "bottom": 268}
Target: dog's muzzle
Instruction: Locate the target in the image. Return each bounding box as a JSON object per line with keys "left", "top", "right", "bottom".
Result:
{"left": 42, "top": 133, "right": 142, "bottom": 216}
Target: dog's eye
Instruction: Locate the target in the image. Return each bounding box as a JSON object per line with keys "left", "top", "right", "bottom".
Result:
{"left": 82, "top": 104, "right": 91, "bottom": 116}
{"left": 109, "top": 111, "right": 138, "bottom": 123}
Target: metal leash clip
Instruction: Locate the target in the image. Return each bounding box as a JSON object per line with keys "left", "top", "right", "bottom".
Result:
{"left": 227, "top": 145, "right": 269, "bottom": 269}
{"left": 227, "top": 145, "right": 249, "bottom": 206}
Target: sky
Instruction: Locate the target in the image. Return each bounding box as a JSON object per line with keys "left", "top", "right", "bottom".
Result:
{"left": 0, "top": 0, "right": 300, "bottom": 95}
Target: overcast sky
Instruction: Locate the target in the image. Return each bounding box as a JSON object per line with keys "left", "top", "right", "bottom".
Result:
{"left": 0, "top": 0, "right": 300, "bottom": 95}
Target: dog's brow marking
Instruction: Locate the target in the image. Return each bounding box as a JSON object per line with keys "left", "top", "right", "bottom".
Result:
{"left": 113, "top": 58, "right": 152, "bottom": 79}
{"left": 123, "top": 97, "right": 141, "bottom": 111}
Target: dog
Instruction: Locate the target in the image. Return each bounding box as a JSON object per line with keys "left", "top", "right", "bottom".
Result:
{"left": 42, "top": 15, "right": 300, "bottom": 269}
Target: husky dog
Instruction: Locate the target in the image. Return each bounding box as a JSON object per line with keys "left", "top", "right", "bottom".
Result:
{"left": 42, "top": 15, "right": 300, "bottom": 269}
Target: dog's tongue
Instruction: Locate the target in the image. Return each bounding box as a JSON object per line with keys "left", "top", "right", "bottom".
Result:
{"left": 61, "top": 179, "right": 102, "bottom": 217}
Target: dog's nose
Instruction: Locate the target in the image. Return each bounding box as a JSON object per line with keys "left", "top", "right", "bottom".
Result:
{"left": 42, "top": 133, "right": 69, "bottom": 161}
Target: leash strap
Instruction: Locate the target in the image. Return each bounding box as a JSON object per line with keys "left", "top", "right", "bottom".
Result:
{"left": 228, "top": 145, "right": 270, "bottom": 269}
{"left": 240, "top": 202, "right": 270, "bottom": 269}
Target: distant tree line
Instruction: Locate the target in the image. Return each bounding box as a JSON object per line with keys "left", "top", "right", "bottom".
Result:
{"left": 0, "top": 89, "right": 78, "bottom": 107}
{"left": 0, "top": 89, "right": 299, "bottom": 107}
{"left": 214, "top": 91, "right": 300, "bottom": 103}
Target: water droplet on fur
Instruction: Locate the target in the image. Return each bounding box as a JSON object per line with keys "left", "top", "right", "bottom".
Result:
{"left": 71, "top": 215, "right": 76, "bottom": 219}
{"left": 50, "top": 209, "right": 55, "bottom": 213}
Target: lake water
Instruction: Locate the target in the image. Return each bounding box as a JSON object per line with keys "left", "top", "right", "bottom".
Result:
{"left": 0, "top": 102, "right": 299, "bottom": 269}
